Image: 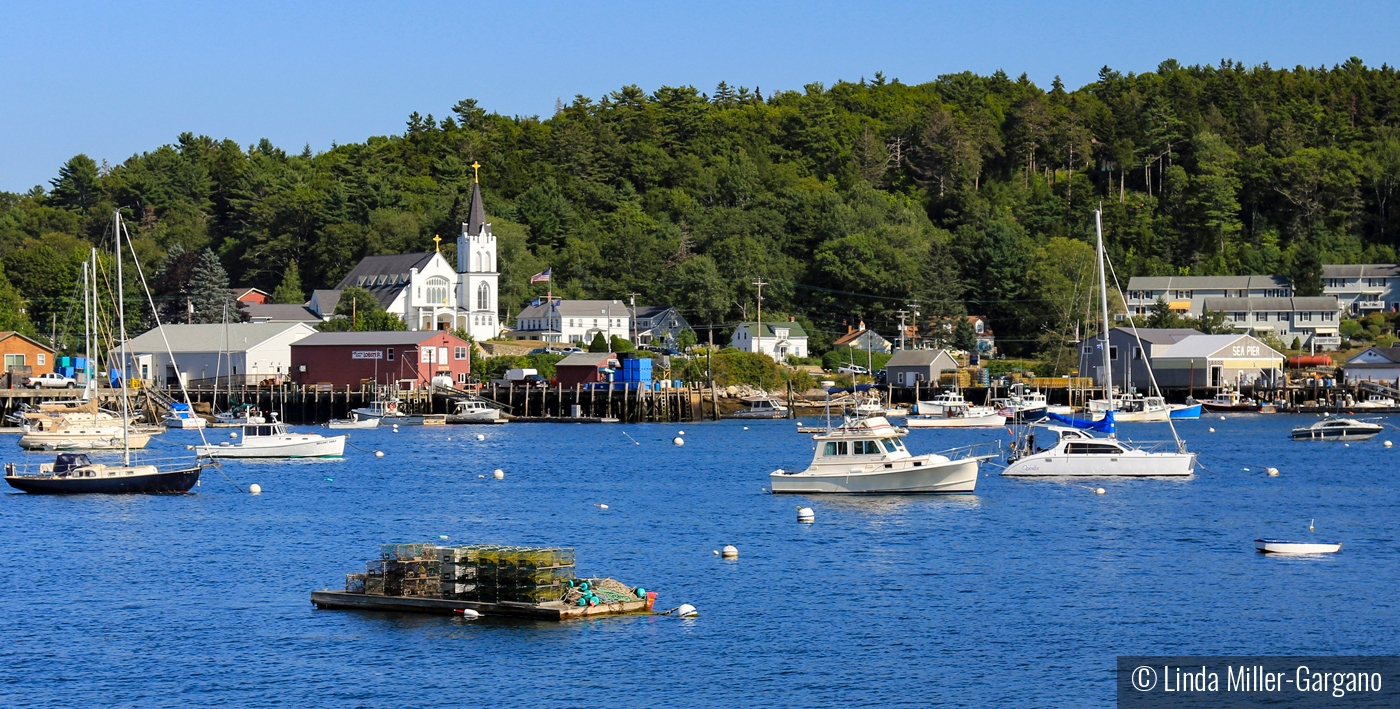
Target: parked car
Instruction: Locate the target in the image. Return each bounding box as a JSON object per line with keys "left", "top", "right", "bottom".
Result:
{"left": 836, "top": 364, "right": 870, "bottom": 376}
{"left": 521, "top": 374, "right": 550, "bottom": 387}
{"left": 27, "top": 372, "right": 77, "bottom": 389}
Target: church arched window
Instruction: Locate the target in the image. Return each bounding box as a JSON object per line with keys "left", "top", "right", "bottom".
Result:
{"left": 477, "top": 282, "right": 491, "bottom": 310}
{"left": 425, "top": 277, "right": 449, "bottom": 305}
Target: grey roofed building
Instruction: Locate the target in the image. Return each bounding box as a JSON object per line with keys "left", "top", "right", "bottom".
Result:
{"left": 292, "top": 331, "right": 450, "bottom": 347}
{"left": 884, "top": 349, "right": 959, "bottom": 387}
{"left": 127, "top": 322, "right": 315, "bottom": 352}
{"left": 1123, "top": 274, "right": 1292, "bottom": 317}
{"left": 556, "top": 352, "right": 618, "bottom": 368}
{"left": 632, "top": 305, "right": 691, "bottom": 347}
{"left": 241, "top": 303, "right": 322, "bottom": 323}
{"left": 334, "top": 253, "right": 437, "bottom": 309}
{"left": 1343, "top": 346, "right": 1400, "bottom": 384}
{"left": 730, "top": 320, "right": 810, "bottom": 359}
{"left": 123, "top": 322, "right": 318, "bottom": 387}
{"left": 1077, "top": 328, "right": 1202, "bottom": 389}
{"left": 1150, "top": 333, "right": 1285, "bottom": 388}
{"left": 1323, "top": 264, "right": 1400, "bottom": 315}
{"left": 1203, "top": 296, "right": 1342, "bottom": 348}
{"left": 308, "top": 290, "right": 342, "bottom": 319}
{"left": 511, "top": 299, "right": 633, "bottom": 344}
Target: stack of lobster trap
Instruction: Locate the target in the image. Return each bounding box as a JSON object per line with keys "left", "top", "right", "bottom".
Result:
{"left": 345, "top": 543, "right": 576, "bottom": 605}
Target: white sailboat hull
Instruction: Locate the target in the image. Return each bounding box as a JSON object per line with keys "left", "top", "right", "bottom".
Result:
{"left": 164, "top": 417, "right": 207, "bottom": 429}
{"left": 1254, "top": 540, "right": 1341, "bottom": 554}
{"left": 771, "top": 455, "right": 978, "bottom": 494}
{"left": 19, "top": 431, "right": 153, "bottom": 451}
{"left": 196, "top": 434, "right": 346, "bottom": 458}
{"left": 906, "top": 414, "right": 1007, "bottom": 428}
{"left": 1003, "top": 451, "right": 1195, "bottom": 477}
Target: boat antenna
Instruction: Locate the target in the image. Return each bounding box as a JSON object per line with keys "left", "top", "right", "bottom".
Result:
{"left": 1100, "top": 212, "right": 1187, "bottom": 453}
{"left": 1095, "top": 209, "right": 1114, "bottom": 438}
{"left": 114, "top": 210, "right": 131, "bottom": 466}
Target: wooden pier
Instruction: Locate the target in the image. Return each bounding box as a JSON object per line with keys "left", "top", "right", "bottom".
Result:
{"left": 310, "top": 590, "right": 651, "bottom": 620}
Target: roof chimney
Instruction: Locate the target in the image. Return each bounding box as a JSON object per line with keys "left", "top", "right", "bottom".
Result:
{"left": 789, "top": 316, "right": 795, "bottom": 322}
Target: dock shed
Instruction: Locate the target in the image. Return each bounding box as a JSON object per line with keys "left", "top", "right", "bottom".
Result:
{"left": 884, "top": 349, "right": 958, "bottom": 387}
{"left": 1343, "top": 346, "right": 1400, "bottom": 384}
{"left": 1151, "top": 334, "right": 1285, "bottom": 388}
{"left": 125, "top": 322, "right": 317, "bottom": 387}
{"left": 554, "top": 352, "right": 620, "bottom": 387}
{"left": 290, "top": 331, "right": 471, "bottom": 388}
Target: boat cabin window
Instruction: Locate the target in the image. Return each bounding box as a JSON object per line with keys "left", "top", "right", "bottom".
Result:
{"left": 881, "top": 439, "right": 899, "bottom": 453}
{"left": 823, "top": 441, "right": 850, "bottom": 456}
{"left": 1064, "top": 442, "right": 1123, "bottom": 455}
{"left": 245, "top": 425, "right": 275, "bottom": 437}
{"left": 853, "top": 440, "right": 881, "bottom": 455}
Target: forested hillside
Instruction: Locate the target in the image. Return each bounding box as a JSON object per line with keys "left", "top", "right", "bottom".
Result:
{"left": 3, "top": 58, "right": 1399, "bottom": 357}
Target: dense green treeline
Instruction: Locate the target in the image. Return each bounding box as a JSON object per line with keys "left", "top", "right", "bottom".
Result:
{"left": 3, "top": 58, "right": 1400, "bottom": 359}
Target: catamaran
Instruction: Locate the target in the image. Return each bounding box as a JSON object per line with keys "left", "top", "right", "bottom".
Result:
{"left": 1003, "top": 209, "right": 1196, "bottom": 478}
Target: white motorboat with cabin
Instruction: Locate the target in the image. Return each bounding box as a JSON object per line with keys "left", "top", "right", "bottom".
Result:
{"left": 327, "top": 412, "right": 380, "bottom": 429}
{"left": 18, "top": 418, "right": 153, "bottom": 451}
{"left": 729, "top": 395, "right": 789, "bottom": 419}
{"left": 163, "top": 402, "right": 206, "bottom": 429}
{"left": 1290, "top": 417, "right": 1383, "bottom": 441}
{"left": 213, "top": 403, "right": 266, "bottom": 427}
{"left": 770, "top": 416, "right": 994, "bottom": 493}
{"left": 915, "top": 391, "right": 968, "bottom": 416}
{"left": 446, "top": 398, "right": 504, "bottom": 424}
{"left": 906, "top": 405, "right": 1006, "bottom": 428}
{"left": 196, "top": 415, "right": 346, "bottom": 458}
{"left": 1350, "top": 393, "right": 1396, "bottom": 409}
{"left": 1088, "top": 392, "right": 1170, "bottom": 422}
{"left": 1002, "top": 209, "right": 1196, "bottom": 477}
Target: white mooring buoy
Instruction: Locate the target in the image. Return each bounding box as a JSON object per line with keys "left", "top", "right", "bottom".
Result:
{"left": 248, "top": 483, "right": 262, "bottom": 495}
{"left": 493, "top": 469, "right": 504, "bottom": 480}
{"left": 1208, "top": 427, "right": 1216, "bottom": 433}
{"left": 1386, "top": 440, "right": 1394, "bottom": 448}
{"left": 678, "top": 430, "right": 685, "bottom": 436}
{"left": 673, "top": 437, "right": 684, "bottom": 446}
{"left": 797, "top": 506, "right": 815, "bottom": 523}
{"left": 721, "top": 544, "right": 739, "bottom": 559}
{"left": 476, "top": 434, "right": 485, "bottom": 441}
{"left": 676, "top": 604, "right": 698, "bottom": 617}
{"left": 229, "top": 432, "right": 238, "bottom": 439}
{"left": 1267, "top": 467, "right": 1280, "bottom": 477}
{"left": 457, "top": 608, "right": 480, "bottom": 619}
{"left": 742, "top": 426, "right": 749, "bottom": 431}
{"left": 1219, "top": 415, "right": 1226, "bottom": 421}
{"left": 1094, "top": 487, "right": 1106, "bottom": 495}
{"left": 596, "top": 503, "right": 609, "bottom": 510}
{"left": 374, "top": 450, "right": 384, "bottom": 458}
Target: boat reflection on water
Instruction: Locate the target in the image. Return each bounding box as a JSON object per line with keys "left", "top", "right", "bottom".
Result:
{"left": 813, "top": 494, "right": 983, "bottom": 516}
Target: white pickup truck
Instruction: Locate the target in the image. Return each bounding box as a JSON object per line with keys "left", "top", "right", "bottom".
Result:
{"left": 26, "top": 372, "right": 78, "bottom": 389}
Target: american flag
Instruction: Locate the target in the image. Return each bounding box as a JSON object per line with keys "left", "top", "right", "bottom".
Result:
{"left": 530, "top": 268, "right": 552, "bottom": 284}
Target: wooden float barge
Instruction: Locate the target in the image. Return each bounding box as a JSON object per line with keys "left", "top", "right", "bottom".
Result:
{"left": 311, "top": 589, "right": 652, "bottom": 620}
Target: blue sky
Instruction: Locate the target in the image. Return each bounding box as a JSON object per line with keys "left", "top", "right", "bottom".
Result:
{"left": 3, "top": 0, "right": 1398, "bottom": 191}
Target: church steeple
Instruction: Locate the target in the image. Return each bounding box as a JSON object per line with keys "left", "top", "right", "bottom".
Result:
{"left": 466, "top": 182, "right": 486, "bottom": 236}
{"left": 458, "top": 179, "right": 489, "bottom": 274}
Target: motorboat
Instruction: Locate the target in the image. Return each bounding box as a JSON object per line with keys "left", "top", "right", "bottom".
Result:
{"left": 906, "top": 405, "right": 1006, "bottom": 428}
{"left": 446, "top": 399, "right": 504, "bottom": 424}
{"left": 18, "top": 419, "right": 152, "bottom": 451}
{"left": 991, "top": 385, "right": 1071, "bottom": 420}
{"left": 353, "top": 397, "right": 402, "bottom": 420}
{"left": 327, "top": 413, "right": 380, "bottom": 429}
{"left": 1200, "top": 390, "right": 1261, "bottom": 413}
{"left": 1088, "top": 392, "right": 1170, "bottom": 422}
{"left": 163, "top": 402, "right": 207, "bottom": 429}
{"left": 1168, "top": 402, "right": 1202, "bottom": 420}
{"left": 1002, "top": 425, "right": 1196, "bottom": 477}
{"left": 882, "top": 406, "right": 910, "bottom": 418}
{"left": 1003, "top": 210, "right": 1196, "bottom": 478}
{"left": 1290, "top": 417, "right": 1383, "bottom": 441}
{"left": 770, "top": 416, "right": 994, "bottom": 494}
{"left": 5, "top": 453, "right": 203, "bottom": 494}
{"left": 914, "top": 391, "right": 968, "bottom": 416}
{"left": 196, "top": 416, "right": 346, "bottom": 458}
{"left": 1350, "top": 394, "right": 1397, "bottom": 409}
{"left": 214, "top": 403, "right": 266, "bottom": 427}
{"left": 729, "top": 396, "right": 789, "bottom": 419}
{"left": 1254, "top": 539, "right": 1342, "bottom": 555}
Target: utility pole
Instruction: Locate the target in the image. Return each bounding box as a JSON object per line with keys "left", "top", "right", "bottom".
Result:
{"left": 895, "top": 309, "right": 908, "bottom": 351}
{"left": 752, "top": 278, "right": 767, "bottom": 357}
{"left": 628, "top": 292, "right": 639, "bottom": 346}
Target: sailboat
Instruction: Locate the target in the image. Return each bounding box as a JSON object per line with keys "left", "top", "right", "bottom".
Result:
{"left": 1003, "top": 210, "right": 1196, "bottom": 478}
{"left": 7, "top": 211, "right": 206, "bottom": 493}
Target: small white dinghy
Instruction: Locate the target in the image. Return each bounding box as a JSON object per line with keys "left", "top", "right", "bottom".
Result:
{"left": 1254, "top": 539, "right": 1342, "bottom": 555}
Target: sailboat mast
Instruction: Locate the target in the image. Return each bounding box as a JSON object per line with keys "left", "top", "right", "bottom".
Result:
{"left": 1096, "top": 210, "right": 1114, "bottom": 418}
{"left": 115, "top": 211, "right": 131, "bottom": 465}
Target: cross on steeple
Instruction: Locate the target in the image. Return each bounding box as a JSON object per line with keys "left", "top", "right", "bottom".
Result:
{"left": 432, "top": 234, "right": 441, "bottom": 252}
{"left": 471, "top": 161, "right": 480, "bottom": 183}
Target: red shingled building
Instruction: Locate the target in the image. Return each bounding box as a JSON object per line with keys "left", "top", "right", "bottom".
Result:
{"left": 290, "top": 331, "right": 471, "bottom": 387}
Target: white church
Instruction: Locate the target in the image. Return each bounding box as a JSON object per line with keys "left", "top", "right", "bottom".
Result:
{"left": 311, "top": 177, "right": 499, "bottom": 340}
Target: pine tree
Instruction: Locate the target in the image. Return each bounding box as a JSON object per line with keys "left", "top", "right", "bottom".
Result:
{"left": 189, "top": 249, "right": 233, "bottom": 323}
{"left": 952, "top": 317, "right": 978, "bottom": 352}
{"left": 272, "top": 261, "right": 304, "bottom": 304}
{"left": 49, "top": 154, "right": 100, "bottom": 213}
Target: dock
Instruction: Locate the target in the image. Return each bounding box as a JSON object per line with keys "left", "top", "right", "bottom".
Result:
{"left": 310, "top": 590, "right": 651, "bottom": 620}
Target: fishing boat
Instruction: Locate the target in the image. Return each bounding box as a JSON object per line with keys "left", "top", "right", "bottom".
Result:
{"left": 1003, "top": 209, "right": 1196, "bottom": 478}
{"left": 1168, "top": 402, "right": 1202, "bottom": 420}
{"left": 1350, "top": 393, "right": 1396, "bottom": 409}
{"left": 196, "top": 415, "right": 346, "bottom": 458}
{"left": 163, "top": 402, "right": 207, "bottom": 429}
{"left": 992, "top": 385, "right": 1068, "bottom": 420}
{"left": 1199, "top": 390, "right": 1261, "bottom": 413}
{"left": 914, "top": 390, "right": 969, "bottom": 416}
{"left": 6, "top": 212, "right": 206, "bottom": 493}
{"left": 327, "top": 412, "right": 380, "bottom": 429}
{"left": 729, "top": 395, "right": 789, "bottom": 419}
{"left": 906, "top": 405, "right": 1006, "bottom": 428}
{"left": 1254, "top": 539, "right": 1342, "bottom": 555}
{"left": 1289, "top": 417, "right": 1383, "bottom": 441}
{"left": 1088, "top": 392, "right": 1170, "bottom": 422}
{"left": 5, "top": 453, "right": 202, "bottom": 494}
{"left": 446, "top": 399, "right": 504, "bottom": 424}
{"left": 213, "top": 403, "right": 266, "bottom": 427}
{"left": 770, "top": 416, "right": 995, "bottom": 493}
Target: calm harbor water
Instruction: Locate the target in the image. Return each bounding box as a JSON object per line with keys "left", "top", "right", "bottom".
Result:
{"left": 3, "top": 414, "right": 1399, "bottom": 707}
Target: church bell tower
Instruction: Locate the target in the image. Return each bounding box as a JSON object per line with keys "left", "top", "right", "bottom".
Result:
{"left": 458, "top": 162, "right": 499, "bottom": 341}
